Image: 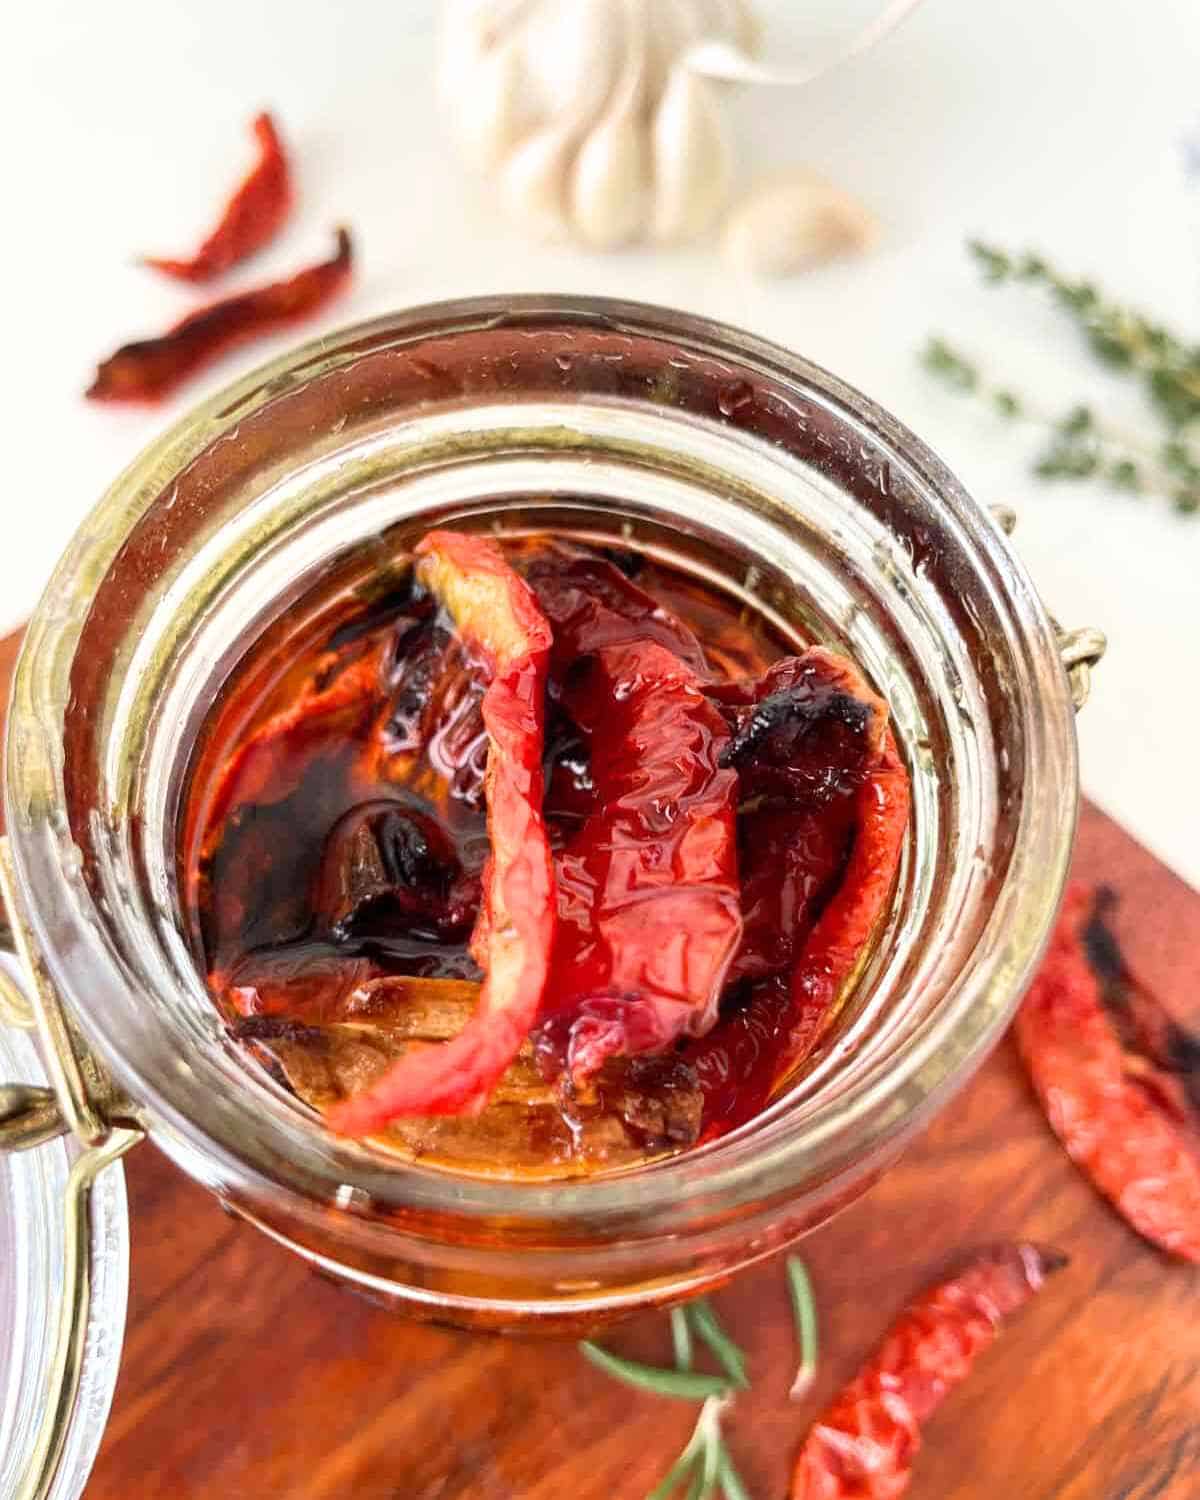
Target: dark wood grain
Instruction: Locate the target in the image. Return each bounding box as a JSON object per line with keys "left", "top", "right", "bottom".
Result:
{"left": 3, "top": 631, "right": 1196, "bottom": 1499}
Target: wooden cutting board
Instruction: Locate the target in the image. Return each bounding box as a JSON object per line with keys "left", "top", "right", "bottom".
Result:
{"left": 1, "top": 633, "right": 1196, "bottom": 1500}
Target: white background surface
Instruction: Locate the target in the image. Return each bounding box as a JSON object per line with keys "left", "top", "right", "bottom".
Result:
{"left": 6, "top": 0, "right": 1199, "bottom": 884}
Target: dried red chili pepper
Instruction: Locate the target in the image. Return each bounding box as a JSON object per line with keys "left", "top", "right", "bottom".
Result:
{"left": 327, "top": 531, "right": 556, "bottom": 1130}
{"left": 143, "top": 112, "right": 293, "bottom": 282}
{"left": 790, "top": 1243, "right": 1066, "bottom": 1500}
{"left": 536, "top": 637, "right": 743, "bottom": 1084}
{"left": 87, "top": 227, "right": 353, "bottom": 403}
{"left": 1015, "top": 882, "right": 1200, "bottom": 1262}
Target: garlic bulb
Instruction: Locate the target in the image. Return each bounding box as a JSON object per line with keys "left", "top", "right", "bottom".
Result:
{"left": 722, "top": 170, "right": 878, "bottom": 277}
{"left": 438, "top": 0, "right": 758, "bottom": 247}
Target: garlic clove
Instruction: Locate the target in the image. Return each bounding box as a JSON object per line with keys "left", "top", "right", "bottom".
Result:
{"left": 449, "top": 39, "right": 530, "bottom": 172}
{"left": 570, "top": 0, "right": 650, "bottom": 248}
{"left": 519, "top": 0, "right": 624, "bottom": 122}
{"left": 721, "top": 170, "right": 879, "bottom": 277}
{"left": 501, "top": 126, "right": 579, "bottom": 241}
{"left": 571, "top": 111, "right": 651, "bottom": 248}
{"left": 650, "top": 67, "right": 732, "bottom": 244}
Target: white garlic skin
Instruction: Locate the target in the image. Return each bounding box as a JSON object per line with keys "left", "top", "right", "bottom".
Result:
{"left": 722, "top": 170, "right": 878, "bottom": 276}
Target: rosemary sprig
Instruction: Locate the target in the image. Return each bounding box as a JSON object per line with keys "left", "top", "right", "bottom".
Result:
{"left": 688, "top": 1300, "right": 751, "bottom": 1390}
{"left": 786, "top": 1256, "right": 819, "bottom": 1402}
{"left": 919, "top": 244, "right": 1200, "bottom": 515}
{"left": 581, "top": 1297, "right": 758, "bottom": 1498}
{"left": 580, "top": 1342, "right": 733, "bottom": 1400}
{"left": 645, "top": 1397, "right": 727, "bottom": 1500}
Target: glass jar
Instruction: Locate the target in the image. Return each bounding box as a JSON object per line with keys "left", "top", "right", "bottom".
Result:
{"left": 0, "top": 298, "right": 1103, "bottom": 1422}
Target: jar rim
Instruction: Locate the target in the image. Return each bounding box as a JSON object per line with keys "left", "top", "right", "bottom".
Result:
{"left": 4, "top": 295, "right": 1077, "bottom": 1245}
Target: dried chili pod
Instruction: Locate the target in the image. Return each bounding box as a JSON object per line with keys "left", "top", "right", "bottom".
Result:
{"left": 144, "top": 111, "right": 293, "bottom": 282}
{"left": 1015, "top": 883, "right": 1200, "bottom": 1261}
{"left": 538, "top": 637, "right": 743, "bottom": 1083}
{"left": 88, "top": 227, "right": 353, "bottom": 402}
{"left": 327, "top": 531, "right": 556, "bottom": 1130}
{"left": 790, "top": 1243, "right": 1066, "bottom": 1499}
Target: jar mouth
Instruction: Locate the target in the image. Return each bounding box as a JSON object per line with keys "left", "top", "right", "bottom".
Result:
{"left": 5, "top": 296, "right": 1077, "bottom": 1246}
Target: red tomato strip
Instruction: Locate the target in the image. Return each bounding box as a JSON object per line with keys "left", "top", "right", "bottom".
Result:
{"left": 327, "top": 531, "right": 556, "bottom": 1130}
{"left": 144, "top": 112, "right": 293, "bottom": 282}
{"left": 538, "top": 638, "right": 742, "bottom": 1083}
{"left": 1015, "top": 883, "right": 1200, "bottom": 1261}
{"left": 526, "top": 546, "right": 709, "bottom": 675}
{"left": 790, "top": 1244, "right": 1065, "bottom": 1499}
{"left": 87, "top": 227, "right": 353, "bottom": 402}
{"left": 706, "top": 648, "right": 909, "bottom": 1100}
{"left": 774, "top": 724, "right": 909, "bottom": 1091}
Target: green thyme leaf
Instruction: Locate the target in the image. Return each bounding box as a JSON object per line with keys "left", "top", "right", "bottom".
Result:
{"left": 992, "top": 389, "right": 1022, "bottom": 417}
{"left": 1059, "top": 404, "right": 1094, "bottom": 436}
{"left": 1108, "top": 458, "right": 1142, "bottom": 491}
{"left": 921, "top": 336, "right": 978, "bottom": 391}
{"left": 580, "top": 1342, "right": 733, "bottom": 1400}
{"left": 968, "top": 241, "right": 1013, "bottom": 281}
{"left": 787, "top": 1256, "right": 820, "bottom": 1402}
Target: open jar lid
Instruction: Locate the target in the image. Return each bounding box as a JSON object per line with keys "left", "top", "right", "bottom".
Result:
{"left": 0, "top": 1019, "right": 129, "bottom": 1500}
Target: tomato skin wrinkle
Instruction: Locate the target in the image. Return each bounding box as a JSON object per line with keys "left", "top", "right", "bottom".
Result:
{"left": 790, "top": 1244, "right": 1066, "bottom": 1500}
{"left": 537, "top": 637, "right": 743, "bottom": 1083}
{"left": 326, "top": 531, "right": 557, "bottom": 1131}
{"left": 1015, "top": 882, "right": 1200, "bottom": 1261}
{"left": 87, "top": 227, "right": 353, "bottom": 402}
{"left": 143, "top": 111, "right": 293, "bottom": 282}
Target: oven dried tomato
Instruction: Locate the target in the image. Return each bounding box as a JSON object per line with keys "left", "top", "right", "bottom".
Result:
{"left": 790, "top": 1243, "right": 1066, "bottom": 1499}
{"left": 144, "top": 112, "right": 293, "bottom": 282}
{"left": 535, "top": 637, "right": 742, "bottom": 1084}
{"left": 88, "top": 227, "right": 353, "bottom": 402}
{"left": 327, "top": 531, "right": 556, "bottom": 1130}
{"left": 687, "top": 649, "right": 909, "bottom": 1127}
{"left": 1015, "top": 882, "right": 1200, "bottom": 1261}
{"left": 525, "top": 544, "right": 709, "bottom": 674}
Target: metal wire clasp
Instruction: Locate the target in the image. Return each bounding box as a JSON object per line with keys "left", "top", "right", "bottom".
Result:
{"left": 0, "top": 835, "right": 143, "bottom": 1500}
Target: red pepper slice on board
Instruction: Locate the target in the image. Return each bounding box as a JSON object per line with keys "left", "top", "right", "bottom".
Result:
{"left": 87, "top": 227, "right": 353, "bottom": 402}
{"left": 537, "top": 637, "right": 743, "bottom": 1084}
{"left": 327, "top": 531, "right": 556, "bottom": 1130}
{"left": 1015, "top": 883, "right": 1200, "bottom": 1261}
{"left": 144, "top": 112, "right": 293, "bottom": 282}
{"left": 790, "top": 1243, "right": 1066, "bottom": 1500}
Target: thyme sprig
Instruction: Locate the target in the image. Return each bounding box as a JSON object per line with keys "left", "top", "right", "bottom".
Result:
{"left": 920, "top": 244, "right": 1200, "bottom": 514}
